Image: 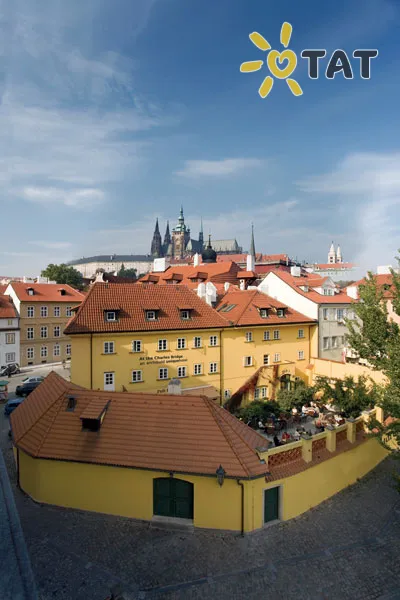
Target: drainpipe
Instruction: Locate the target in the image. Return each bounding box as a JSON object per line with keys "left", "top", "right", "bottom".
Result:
{"left": 90, "top": 333, "right": 93, "bottom": 389}
{"left": 16, "top": 447, "right": 20, "bottom": 489}
{"left": 236, "top": 479, "right": 245, "bottom": 536}
{"left": 219, "top": 328, "right": 223, "bottom": 406}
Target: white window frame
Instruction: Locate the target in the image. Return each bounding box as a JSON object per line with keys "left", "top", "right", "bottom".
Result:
{"left": 263, "top": 331, "right": 270, "bottom": 341}
{"left": 273, "top": 330, "right": 280, "bottom": 340}
{"left": 54, "top": 326, "right": 61, "bottom": 338}
{"left": 27, "top": 327, "right": 34, "bottom": 340}
{"left": 260, "top": 309, "right": 268, "bottom": 318}
{"left": 277, "top": 308, "right": 285, "bottom": 317}
{"left": 298, "top": 350, "right": 305, "bottom": 360}
{"left": 323, "top": 337, "right": 330, "bottom": 350}
{"left": 5, "top": 333, "right": 15, "bottom": 344}
{"left": 53, "top": 344, "right": 60, "bottom": 357}
{"left": 5, "top": 352, "right": 15, "bottom": 363}
{"left": 180, "top": 309, "right": 190, "bottom": 320}
{"left": 273, "top": 353, "right": 281, "bottom": 363}
{"left": 209, "top": 335, "right": 218, "bottom": 347}
{"left": 27, "top": 347, "right": 34, "bottom": 360}
{"left": 40, "top": 326, "right": 48, "bottom": 339}
{"left": 194, "top": 363, "right": 202, "bottom": 375}
{"left": 145, "top": 310, "right": 156, "bottom": 321}
{"left": 66, "top": 306, "right": 73, "bottom": 317}
{"left": 298, "top": 329, "right": 305, "bottom": 339}
{"left": 104, "top": 341, "right": 115, "bottom": 354}
{"left": 40, "top": 306, "right": 48, "bottom": 318}
{"left": 254, "top": 388, "right": 260, "bottom": 400}
{"left": 159, "top": 368, "right": 169, "bottom": 380}
{"left": 332, "top": 336, "right": 338, "bottom": 348}
{"left": 105, "top": 311, "right": 116, "bottom": 322}
{"left": 27, "top": 306, "right": 35, "bottom": 318}
{"left": 132, "top": 370, "right": 143, "bottom": 383}
{"left": 132, "top": 340, "right": 142, "bottom": 353}
{"left": 193, "top": 336, "right": 202, "bottom": 348}
{"left": 261, "top": 386, "right": 267, "bottom": 399}
{"left": 104, "top": 372, "right": 114, "bottom": 387}
{"left": 158, "top": 339, "right": 168, "bottom": 351}
{"left": 66, "top": 344, "right": 71, "bottom": 356}
{"left": 177, "top": 337, "right": 186, "bottom": 350}
{"left": 263, "top": 354, "right": 270, "bottom": 365}
{"left": 177, "top": 366, "right": 187, "bottom": 378}
{"left": 323, "top": 308, "right": 329, "bottom": 320}
{"left": 54, "top": 306, "right": 60, "bottom": 317}
{"left": 245, "top": 332, "right": 253, "bottom": 343}
{"left": 209, "top": 362, "right": 218, "bottom": 374}
{"left": 244, "top": 356, "right": 253, "bottom": 367}
{"left": 41, "top": 346, "right": 48, "bottom": 358}
{"left": 336, "top": 309, "right": 344, "bottom": 321}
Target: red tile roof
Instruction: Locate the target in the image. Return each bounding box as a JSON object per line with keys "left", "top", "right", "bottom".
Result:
{"left": 9, "top": 283, "right": 84, "bottom": 303}
{"left": 216, "top": 253, "right": 289, "bottom": 264}
{"left": 0, "top": 295, "right": 18, "bottom": 319}
{"left": 65, "top": 283, "right": 227, "bottom": 334}
{"left": 269, "top": 270, "right": 355, "bottom": 305}
{"left": 216, "top": 289, "right": 315, "bottom": 326}
{"left": 139, "top": 262, "right": 241, "bottom": 287}
{"left": 0, "top": 284, "right": 7, "bottom": 294}
{"left": 352, "top": 274, "right": 395, "bottom": 299}
{"left": 11, "top": 372, "right": 269, "bottom": 479}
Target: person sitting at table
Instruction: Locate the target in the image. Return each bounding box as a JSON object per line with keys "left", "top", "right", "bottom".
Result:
{"left": 281, "top": 431, "right": 291, "bottom": 443}
{"left": 292, "top": 406, "right": 298, "bottom": 415}
{"left": 273, "top": 435, "right": 281, "bottom": 447}
{"left": 258, "top": 419, "right": 264, "bottom": 429}
{"left": 293, "top": 429, "right": 301, "bottom": 441}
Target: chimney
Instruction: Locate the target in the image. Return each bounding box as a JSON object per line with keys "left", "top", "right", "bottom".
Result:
{"left": 168, "top": 378, "right": 182, "bottom": 395}
{"left": 377, "top": 265, "right": 392, "bottom": 275}
{"left": 193, "top": 253, "right": 200, "bottom": 267}
{"left": 153, "top": 257, "right": 170, "bottom": 273}
{"left": 246, "top": 253, "right": 255, "bottom": 273}
{"left": 290, "top": 266, "right": 301, "bottom": 277}
{"left": 224, "top": 282, "right": 230, "bottom": 292}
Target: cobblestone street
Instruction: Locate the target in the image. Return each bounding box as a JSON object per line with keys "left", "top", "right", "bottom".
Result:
{"left": 2, "top": 417, "right": 399, "bottom": 600}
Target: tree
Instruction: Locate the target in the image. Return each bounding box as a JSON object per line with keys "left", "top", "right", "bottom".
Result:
{"left": 117, "top": 264, "right": 137, "bottom": 280}
{"left": 313, "top": 375, "right": 375, "bottom": 419}
{"left": 236, "top": 400, "right": 280, "bottom": 423}
{"left": 41, "top": 264, "right": 83, "bottom": 289}
{"left": 276, "top": 381, "right": 315, "bottom": 412}
{"left": 345, "top": 254, "right": 400, "bottom": 448}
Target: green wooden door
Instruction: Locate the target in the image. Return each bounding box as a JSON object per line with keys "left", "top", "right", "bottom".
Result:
{"left": 264, "top": 487, "right": 279, "bottom": 523}
{"left": 153, "top": 478, "right": 194, "bottom": 519}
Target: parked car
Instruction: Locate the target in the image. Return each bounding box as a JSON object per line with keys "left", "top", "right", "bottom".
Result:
{"left": 15, "top": 380, "right": 41, "bottom": 397}
{"left": 4, "top": 398, "right": 24, "bottom": 416}
{"left": 21, "top": 376, "right": 44, "bottom": 384}
{"left": 0, "top": 363, "right": 20, "bottom": 377}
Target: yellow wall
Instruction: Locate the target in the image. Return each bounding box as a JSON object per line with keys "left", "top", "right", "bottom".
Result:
{"left": 310, "top": 357, "right": 387, "bottom": 386}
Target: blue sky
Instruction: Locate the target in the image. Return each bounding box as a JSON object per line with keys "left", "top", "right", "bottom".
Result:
{"left": 1, "top": 0, "right": 400, "bottom": 277}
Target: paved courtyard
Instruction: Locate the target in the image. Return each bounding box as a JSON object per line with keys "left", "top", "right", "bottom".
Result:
{"left": 1, "top": 378, "right": 400, "bottom": 599}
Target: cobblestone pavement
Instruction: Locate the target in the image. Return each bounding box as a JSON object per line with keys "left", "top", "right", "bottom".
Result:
{"left": 2, "top": 426, "right": 400, "bottom": 600}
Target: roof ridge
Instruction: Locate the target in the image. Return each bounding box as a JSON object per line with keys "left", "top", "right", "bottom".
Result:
{"left": 234, "top": 289, "right": 259, "bottom": 325}
{"left": 204, "top": 399, "right": 252, "bottom": 478}
{"left": 34, "top": 389, "right": 69, "bottom": 457}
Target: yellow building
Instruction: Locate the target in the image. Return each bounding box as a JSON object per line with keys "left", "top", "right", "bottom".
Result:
{"left": 65, "top": 283, "right": 318, "bottom": 403}
{"left": 5, "top": 282, "right": 84, "bottom": 367}
{"left": 11, "top": 372, "right": 388, "bottom": 532}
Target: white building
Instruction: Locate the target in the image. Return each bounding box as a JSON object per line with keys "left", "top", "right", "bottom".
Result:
{"left": 67, "top": 255, "right": 154, "bottom": 279}
{"left": 0, "top": 293, "right": 20, "bottom": 367}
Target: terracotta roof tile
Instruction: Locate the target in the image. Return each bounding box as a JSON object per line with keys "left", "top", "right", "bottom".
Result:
{"left": 216, "top": 253, "right": 289, "bottom": 264}
{"left": 352, "top": 274, "right": 395, "bottom": 299}
{"left": 216, "top": 289, "right": 315, "bottom": 326}
{"left": 11, "top": 372, "right": 269, "bottom": 479}
{"left": 0, "top": 295, "right": 18, "bottom": 319}
{"left": 65, "top": 283, "right": 227, "bottom": 334}
{"left": 9, "top": 282, "right": 84, "bottom": 303}
{"left": 0, "top": 284, "right": 6, "bottom": 294}
{"left": 269, "top": 270, "right": 355, "bottom": 304}
{"left": 140, "top": 262, "right": 241, "bottom": 287}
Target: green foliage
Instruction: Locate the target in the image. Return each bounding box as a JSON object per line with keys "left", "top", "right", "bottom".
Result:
{"left": 314, "top": 375, "right": 376, "bottom": 419}
{"left": 41, "top": 264, "right": 83, "bottom": 289}
{"left": 237, "top": 400, "right": 280, "bottom": 423}
{"left": 276, "top": 381, "right": 315, "bottom": 412}
{"left": 117, "top": 264, "right": 137, "bottom": 279}
{"left": 345, "top": 253, "right": 400, "bottom": 448}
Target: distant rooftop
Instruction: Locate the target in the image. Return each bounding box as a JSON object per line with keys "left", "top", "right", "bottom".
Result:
{"left": 67, "top": 255, "right": 154, "bottom": 265}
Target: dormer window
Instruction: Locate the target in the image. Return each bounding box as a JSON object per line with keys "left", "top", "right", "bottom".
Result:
{"left": 105, "top": 311, "right": 116, "bottom": 322}
{"left": 180, "top": 309, "right": 191, "bottom": 320}
{"left": 260, "top": 308, "right": 269, "bottom": 318}
{"left": 300, "top": 285, "right": 309, "bottom": 292}
{"left": 145, "top": 310, "right": 157, "bottom": 321}
{"left": 80, "top": 400, "right": 110, "bottom": 432}
{"left": 58, "top": 288, "right": 66, "bottom": 296}
{"left": 27, "top": 287, "right": 34, "bottom": 296}
{"left": 66, "top": 395, "right": 76, "bottom": 412}
{"left": 277, "top": 308, "right": 285, "bottom": 318}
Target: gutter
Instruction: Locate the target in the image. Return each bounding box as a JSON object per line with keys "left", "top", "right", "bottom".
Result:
{"left": 90, "top": 333, "right": 93, "bottom": 389}
{"left": 236, "top": 479, "right": 245, "bottom": 536}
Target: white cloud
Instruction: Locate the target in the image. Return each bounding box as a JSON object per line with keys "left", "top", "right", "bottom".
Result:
{"left": 297, "top": 152, "right": 400, "bottom": 271}
{"left": 20, "top": 186, "right": 105, "bottom": 209}
{"left": 175, "top": 158, "right": 264, "bottom": 178}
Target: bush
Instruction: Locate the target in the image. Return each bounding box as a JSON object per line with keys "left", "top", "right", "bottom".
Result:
{"left": 313, "top": 375, "right": 375, "bottom": 418}
{"left": 236, "top": 400, "right": 280, "bottom": 423}
{"left": 276, "top": 381, "right": 315, "bottom": 412}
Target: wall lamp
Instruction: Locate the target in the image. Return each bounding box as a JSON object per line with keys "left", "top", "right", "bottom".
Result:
{"left": 216, "top": 465, "right": 226, "bottom": 487}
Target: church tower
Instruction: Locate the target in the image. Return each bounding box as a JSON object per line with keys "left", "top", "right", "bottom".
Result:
{"left": 247, "top": 224, "right": 256, "bottom": 272}
{"left": 151, "top": 218, "right": 163, "bottom": 257}
{"left": 172, "top": 206, "right": 190, "bottom": 259}
{"left": 336, "top": 245, "right": 342, "bottom": 263}
{"left": 199, "top": 218, "right": 204, "bottom": 249}
{"left": 163, "top": 221, "right": 171, "bottom": 256}
{"left": 328, "top": 241, "right": 336, "bottom": 264}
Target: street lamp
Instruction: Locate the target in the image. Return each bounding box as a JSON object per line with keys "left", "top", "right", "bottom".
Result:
{"left": 216, "top": 465, "right": 226, "bottom": 487}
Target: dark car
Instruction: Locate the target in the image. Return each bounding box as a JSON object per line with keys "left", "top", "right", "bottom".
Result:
{"left": 15, "top": 380, "right": 41, "bottom": 397}
{"left": 0, "top": 363, "right": 20, "bottom": 377}
{"left": 4, "top": 398, "right": 24, "bottom": 416}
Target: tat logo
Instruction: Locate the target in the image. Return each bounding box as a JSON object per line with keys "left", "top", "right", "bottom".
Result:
{"left": 240, "top": 22, "right": 378, "bottom": 98}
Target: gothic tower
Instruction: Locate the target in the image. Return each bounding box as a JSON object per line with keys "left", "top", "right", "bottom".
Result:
{"left": 163, "top": 221, "right": 171, "bottom": 256}
{"left": 172, "top": 206, "right": 190, "bottom": 259}
{"left": 151, "top": 218, "right": 163, "bottom": 258}
{"left": 336, "top": 245, "right": 342, "bottom": 263}
{"left": 328, "top": 241, "right": 336, "bottom": 264}
{"left": 199, "top": 218, "right": 204, "bottom": 249}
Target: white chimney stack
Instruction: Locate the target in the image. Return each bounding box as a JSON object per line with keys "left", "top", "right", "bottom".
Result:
{"left": 193, "top": 253, "right": 200, "bottom": 267}
{"left": 246, "top": 253, "right": 255, "bottom": 272}
{"left": 153, "top": 257, "right": 170, "bottom": 273}
{"left": 290, "top": 266, "right": 301, "bottom": 277}
{"left": 224, "top": 282, "right": 230, "bottom": 292}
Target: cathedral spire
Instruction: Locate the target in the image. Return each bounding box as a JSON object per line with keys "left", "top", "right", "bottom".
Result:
{"left": 151, "top": 218, "right": 163, "bottom": 257}
{"left": 199, "top": 217, "right": 204, "bottom": 247}
{"left": 250, "top": 223, "right": 256, "bottom": 257}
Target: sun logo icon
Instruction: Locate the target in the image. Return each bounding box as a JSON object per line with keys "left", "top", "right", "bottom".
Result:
{"left": 240, "top": 22, "right": 303, "bottom": 98}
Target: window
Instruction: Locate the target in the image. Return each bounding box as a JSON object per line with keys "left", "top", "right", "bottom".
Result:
{"left": 7, "top": 319, "right": 13, "bottom": 326}
{"left": 260, "top": 309, "right": 268, "bottom": 318}
{"left": 105, "top": 311, "right": 116, "bottom": 322}
{"left": 332, "top": 336, "right": 338, "bottom": 348}
{"left": 274, "top": 353, "right": 281, "bottom": 363}
{"left": 180, "top": 309, "right": 190, "bottom": 320}
{"left": 244, "top": 356, "right": 253, "bottom": 367}
{"left": 323, "top": 337, "right": 330, "bottom": 350}
{"left": 27, "top": 306, "right": 34, "bottom": 318}
{"left": 263, "top": 331, "right": 270, "bottom": 341}
{"left": 263, "top": 354, "right": 270, "bottom": 365}
{"left": 41, "top": 346, "right": 48, "bottom": 358}
{"left": 104, "top": 372, "right": 114, "bottom": 387}
{"left": 298, "top": 350, "right": 305, "bottom": 360}
{"left": 209, "top": 335, "right": 218, "bottom": 347}
{"left": 104, "top": 341, "right": 115, "bottom": 354}
{"left": 245, "top": 332, "right": 253, "bottom": 342}
{"left": 298, "top": 329, "right": 305, "bottom": 339}
{"left": 53, "top": 344, "right": 60, "bottom": 357}
{"left": 54, "top": 306, "right": 60, "bottom": 317}
{"left": 323, "top": 287, "right": 334, "bottom": 296}
{"left": 337, "top": 309, "right": 344, "bottom": 321}
{"left": 5, "top": 352, "right": 15, "bottom": 363}
{"left": 273, "top": 330, "right": 280, "bottom": 340}
{"left": 66, "top": 306, "right": 73, "bottom": 317}
{"left": 27, "top": 327, "right": 34, "bottom": 340}
{"left": 224, "top": 390, "right": 231, "bottom": 399}
{"left": 209, "top": 362, "right": 218, "bottom": 374}
{"left": 159, "top": 368, "right": 169, "bottom": 380}
{"left": 132, "top": 340, "right": 142, "bottom": 353}
{"left": 158, "top": 339, "right": 167, "bottom": 351}
{"left": 54, "top": 326, "right": 61, "bottom": 338}
{"left": 66, "top": 344, "right": 71, "bottom": 356}
{"left": 194, "top": 363, "right": 202, "bottom": 375}
{"left": 145, "top": 310, "right": 156, "bottom": 321}
{"left": 40, "top": 326, "right": 48, "bottom": 339}
{"left": 27, "top": 347, "right": 34, "bottom": 360}
{"left": 177, "top": 338, "right": 186, "bottom": 350}
{"left": 277, "top": 308, "right": 285, "bottom": 317}
{"left": 323, "top": 308, "right": 329, "bottom": 320}
{"left": 177, "top": 366, "right": 187, "bottom": 378}
{"left": 254, "top": 388, "right": 260, "bottom": 400}
{"left": 6, "top": 333, "right": 15, "bottom": 344}
{"left": 132, "top": 370, "right": 143, "bottom": 383}
{"left": 193, "top": 336, "right": 202, "bottom": 348}
{"left": 261, "top": 386, "right": 267, "bottom": 399}
{"left": 40, "top": 306, "right": 48, "bottom": 318}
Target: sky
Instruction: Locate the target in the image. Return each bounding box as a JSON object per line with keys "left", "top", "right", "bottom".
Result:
{"left": 1, "top": 0, "right": 400, "bottom": 277}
